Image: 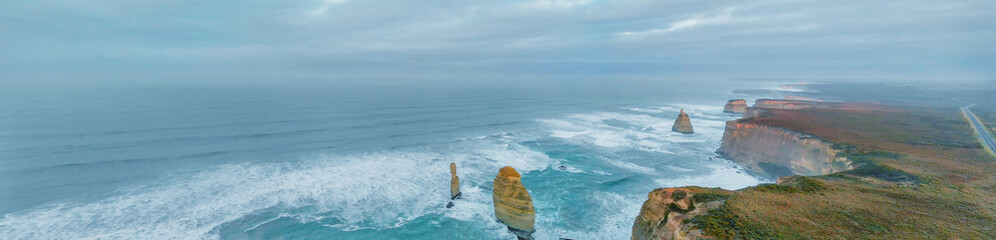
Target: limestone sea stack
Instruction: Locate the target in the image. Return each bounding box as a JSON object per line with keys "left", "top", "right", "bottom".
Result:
{"left": 493, "top": 166, "right": 536, "bottom": 240}
{"left": 723, "top": 99, "right": 748, "bottom": 113}
{"left": 447, "top": 163, "right": 461, "bottom": 208}
{"left": 671, "top": 109, "right": 694, "bottom": 134}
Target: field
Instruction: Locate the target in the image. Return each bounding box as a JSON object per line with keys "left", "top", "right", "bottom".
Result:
{"left": 972, "top": 105, "right": 996, "bottom": 137}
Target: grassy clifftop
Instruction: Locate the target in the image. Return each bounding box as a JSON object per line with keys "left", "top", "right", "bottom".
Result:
{"left": 677, "top": 104, "right": 996, "bottom": 239}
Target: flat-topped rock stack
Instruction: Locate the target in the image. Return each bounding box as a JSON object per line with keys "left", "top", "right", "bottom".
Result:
{"left": 672, "top": 109, "right": 694, "bottom": 134}
{"left": 723, "top": 99, "right": 748, "bottom": 113}
{"left": 492, "top": 166, "right": 536, "bottom": 240}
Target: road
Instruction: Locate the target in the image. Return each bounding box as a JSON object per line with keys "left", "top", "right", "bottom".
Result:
{"left": 961, "top": 105, "right": 996, "bottom": 158}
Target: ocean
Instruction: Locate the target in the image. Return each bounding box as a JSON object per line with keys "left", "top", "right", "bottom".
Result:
{"left": 0, "top": 81, "right": 781, "bottom": 239}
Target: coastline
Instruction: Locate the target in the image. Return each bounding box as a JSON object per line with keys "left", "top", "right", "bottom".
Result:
{"left": 632, "top": 84, "right": 996, "bottom": 239}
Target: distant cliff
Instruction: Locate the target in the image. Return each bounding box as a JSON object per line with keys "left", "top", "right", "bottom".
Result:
{"left": 753, "top": 99, "right": 817, "bottom": 109}
{"left": 717, "top": 120, "right": 854, "bottom": 179}
{"left": 753, "top": 99, "right": 847, "bottom": 110}
{"left": 723, "top": 99, "right": 748, "bottom": 113}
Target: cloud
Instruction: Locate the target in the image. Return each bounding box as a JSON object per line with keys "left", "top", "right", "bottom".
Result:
{"left": 310, "top": 0, "right": 348, "bottom": 16}
{"left": 2, "top": 0, "right": 993, "bottom": 86}
{"left": 517, "top": 0, "right": 593, "bottom": 10}
{"left": 616, "top": 10, "right": 734, "bottom": 40}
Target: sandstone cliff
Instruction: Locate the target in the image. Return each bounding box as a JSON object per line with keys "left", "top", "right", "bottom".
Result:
{"left": 672, "top": 109, "right": 694, "bottom": 134}
{"left": 717, "top": 120, "right": 853, "bottom": 179}
{"left": 723, "top": 99, "right": 748, "bottom": 113}
{"left": 632, "top": 188, "right": 728, "bottom": 240}
{"left": 493, "top": 166, "right": 536, "bottom": 240}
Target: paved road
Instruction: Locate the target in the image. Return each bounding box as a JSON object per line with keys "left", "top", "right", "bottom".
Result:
{"left": 961, "top": 106, "right": 996, "bottom": 157}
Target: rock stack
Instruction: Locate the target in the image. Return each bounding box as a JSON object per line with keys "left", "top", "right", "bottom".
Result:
{"left": 723, "top": 99, "right": 748, "bottom": 113}
{"left": 672, "top": 109, "right": 694, "bottom": 134}
{"left": 493, "top": 166, "right": 536, "bottom": 240}
{"left": 447, "top": 163, "right": 461, "bottom": 208}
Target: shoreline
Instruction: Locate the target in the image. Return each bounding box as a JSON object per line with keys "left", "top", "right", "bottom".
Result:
{"left": 632, "top": 87, "right": 996, "bottom": 239}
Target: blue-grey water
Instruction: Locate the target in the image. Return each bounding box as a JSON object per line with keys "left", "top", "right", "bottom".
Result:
{"left": 0, "top": 81, "right": 779, "bottom": 239}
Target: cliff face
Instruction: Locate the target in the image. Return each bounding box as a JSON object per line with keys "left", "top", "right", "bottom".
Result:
{"left": 672, "top": 109, "right": 694, "bottom": 134}
{"left": 723, "top": 99, "right": 748, "bottom": 113}
{"left": 717, "top": 120, "right": 853, "bottom": 179}
{"left": 631, "top": 120, "right": 853, "bottom": 239}
{"left": 631, "top": 188, "right": 727, "bottom": 240}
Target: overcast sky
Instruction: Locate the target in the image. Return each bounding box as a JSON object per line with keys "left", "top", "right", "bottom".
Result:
{"left": 2, "top": 0, "right": 994, "bottom": 87}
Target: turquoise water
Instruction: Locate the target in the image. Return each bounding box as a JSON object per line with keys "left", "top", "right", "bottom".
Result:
{"left": 0, "top": 82, "right": 774, "bottom": 239}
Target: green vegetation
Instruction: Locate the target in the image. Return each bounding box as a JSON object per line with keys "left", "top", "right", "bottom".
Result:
{"left": 691, "top": 192, "right": 731, "bottom": 203}
{"left": 676, "top": 104, "right": 996, "bottom": 239}
{"left": 749, "top": 176, "right": 825, "bottom": 193}
{"left": 671, "top": 190, "right": 687, "bottom": 201}
{"left": 832, "top": 145, "right": 923, "bottom": 184}
{"left": 684, "top": 205, "right": 784, "bottom": 240}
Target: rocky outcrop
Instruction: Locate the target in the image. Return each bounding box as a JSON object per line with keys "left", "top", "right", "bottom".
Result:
{"left": 493, "top": 166, "right": 536, "bottom": 240}
{"left": 447, "top": 163, "right": 461, "bottom": 208}
{"left": 723, "top": 99, "right": 748, "bottom": 113}
{"left": 632, "top": 188, "right": 727, "bottom": 240}
{"left": 718, "top": 120, "right": 854, "bottom": 179}
{"left": 672, "top": 109, "right": 694, "bottom": 134}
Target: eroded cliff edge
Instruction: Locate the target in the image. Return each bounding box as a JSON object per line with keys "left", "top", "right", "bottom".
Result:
{"left": 717, "top": 119, "right": 854, "bottom": 179}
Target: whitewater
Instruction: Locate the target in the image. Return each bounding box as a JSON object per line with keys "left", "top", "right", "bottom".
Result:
{"left": 0, "top": 82, "right": 780, "bottom": 239}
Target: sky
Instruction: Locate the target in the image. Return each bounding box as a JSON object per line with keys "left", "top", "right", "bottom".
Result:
{"left": 2, "top": 0, "right": 994, "bottom": 87}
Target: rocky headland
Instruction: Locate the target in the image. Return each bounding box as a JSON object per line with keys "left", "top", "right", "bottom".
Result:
{"left": 631, "top": 187, "right": 729, "bottom": 240}
{"left": 717, "top": 120, "right": 853, "bottom": 179}
{"left": 632, "top": 97, "right": 996, "bottom": 239}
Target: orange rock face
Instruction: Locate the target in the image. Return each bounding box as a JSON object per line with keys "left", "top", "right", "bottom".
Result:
{"left": 493, "top": 166, "right": 535, "bottom": 239}
{"left": 450, "top": 163, "right": 461, "bottom": 200}
{"left": 631, "top": 188, "right": 726, "bottom": 240}
{"left": 672, "top": 109, "right": 694, "bottom": 134}
{"left": 718, "top": 120, "right": 853, "bottom": 179}
{"left": 724, "top": 99, "right": 748, "bottom": 113}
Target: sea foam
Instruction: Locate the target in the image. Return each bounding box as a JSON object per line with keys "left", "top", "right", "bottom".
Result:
{"left": 0, "top": 140, "right": 554, "bottom": 239}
